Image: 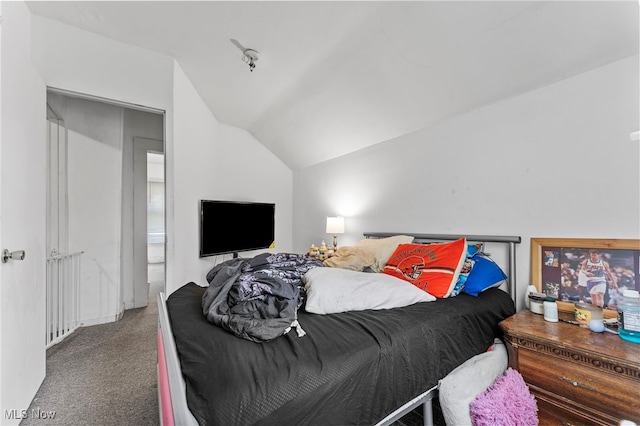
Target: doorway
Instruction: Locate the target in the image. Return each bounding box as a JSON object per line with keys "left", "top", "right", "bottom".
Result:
{"left": 147, "top": 152, "right": 165, "bottom": 305}
{"left": 133, "top": 139, "right": 164, "bottom": 309}
{"left": 46, "top": 89, "right": 165, "bottom": 334}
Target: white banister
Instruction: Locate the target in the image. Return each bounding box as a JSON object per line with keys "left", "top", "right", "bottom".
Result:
{"left": 46, "top": 251, "right": 83, "bottom": 348}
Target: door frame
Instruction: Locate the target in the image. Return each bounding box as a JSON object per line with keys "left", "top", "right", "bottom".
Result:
{"left": 133, "top": 137, "right": 164, "bottom": 308}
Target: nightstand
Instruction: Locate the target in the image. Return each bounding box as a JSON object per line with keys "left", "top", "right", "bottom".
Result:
{"left": 500, "top": 310, "right": 640, "bottom": 425}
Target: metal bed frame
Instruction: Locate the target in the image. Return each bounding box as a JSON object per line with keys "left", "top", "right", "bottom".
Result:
{"left": 157, "top": 233, "right": 521, "bottom": 426}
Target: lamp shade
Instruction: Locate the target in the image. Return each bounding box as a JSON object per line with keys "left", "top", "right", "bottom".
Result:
{"left": 326, "top": 216, "right": 345, "bottom": 234}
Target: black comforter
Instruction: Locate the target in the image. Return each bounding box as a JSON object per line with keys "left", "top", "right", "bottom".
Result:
{"left": 167, "top": 282, "right": 515, "bottom": 426}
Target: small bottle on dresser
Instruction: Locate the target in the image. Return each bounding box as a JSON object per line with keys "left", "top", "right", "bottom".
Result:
{"left": 618, "top": 289, "right": 640, "bottom": 344}
{"left": 543, "top": 300, "right": 558, "bottom": 322}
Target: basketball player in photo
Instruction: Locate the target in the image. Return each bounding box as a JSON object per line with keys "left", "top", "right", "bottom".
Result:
{"left": 578, "top": 249, "right": 618, "bottom": 308}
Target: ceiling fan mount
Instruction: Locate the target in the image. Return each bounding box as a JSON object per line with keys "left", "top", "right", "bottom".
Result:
{"left": 230, "top": 39, "right": 259, "bottom": 72}
{"left": 242, "top": 49, "right": 259, "bottom": 72}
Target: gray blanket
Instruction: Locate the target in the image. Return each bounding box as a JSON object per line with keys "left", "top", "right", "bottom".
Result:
{"left": 202, "top": 252, "right": 322, "bottom": 342}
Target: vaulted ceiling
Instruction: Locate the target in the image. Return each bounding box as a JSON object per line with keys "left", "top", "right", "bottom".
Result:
{"left": 27, "top": 1, "right": 639, "bottom": 169}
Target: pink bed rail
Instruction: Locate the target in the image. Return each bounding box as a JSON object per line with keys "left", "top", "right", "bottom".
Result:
{"left": 158, "top": 329, "right": 175, "bottom": 426}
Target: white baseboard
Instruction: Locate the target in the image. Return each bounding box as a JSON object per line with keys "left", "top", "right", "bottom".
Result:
{"left": 79, "top": 314, "right": 120, "bottom": 327}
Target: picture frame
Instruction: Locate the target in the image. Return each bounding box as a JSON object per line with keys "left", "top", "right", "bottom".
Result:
{"left": 531, "top": 238, "right": 640, "bottom": 318}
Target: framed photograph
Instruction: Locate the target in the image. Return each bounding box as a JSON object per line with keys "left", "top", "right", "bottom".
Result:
{"left": 531, "top": 238, "right": 640, "bottom": 317}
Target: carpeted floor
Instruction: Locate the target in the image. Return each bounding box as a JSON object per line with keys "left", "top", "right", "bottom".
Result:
{"left": 21, "top": 265, "right": 164, "bottom": 426}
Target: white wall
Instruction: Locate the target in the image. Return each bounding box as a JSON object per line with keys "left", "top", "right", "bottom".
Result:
{"left": 31, "top": 16, "right": 173, "bottom": 114}
{"left": 30, "top": 14, "right": 294, "bottom": 297}
{"left": 294, "top": 55, "right": 640, "bottom": 310}
{"left": 31, "top": 13, "right": 178, "bottom": 294}
{"left": 0, "top": 2, "right": 47, "bottom": 421}
{"left": 171, "top": 63, "right": 293, "bottom": 292}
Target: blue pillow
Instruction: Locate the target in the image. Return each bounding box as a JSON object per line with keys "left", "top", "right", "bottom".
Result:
{"left": 467, "top": 243, "right": 484, "bottom": 258}
{"left": 449, "top": 243, "right": 484, "bottom": 297}
{"left": 450, "top": 243, "right": 485, "bottom": 297}
{"left": 462, "top": 253, "right": 507, "bottom": 297}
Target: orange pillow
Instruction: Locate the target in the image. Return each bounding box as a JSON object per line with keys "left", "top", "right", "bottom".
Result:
{"left": 383, "top": 238, "right": 467, "bottom": 298}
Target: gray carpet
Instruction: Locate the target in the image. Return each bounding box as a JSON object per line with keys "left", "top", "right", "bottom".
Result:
{"left": 21, "top": 266, "right": 163, "bottom": 426}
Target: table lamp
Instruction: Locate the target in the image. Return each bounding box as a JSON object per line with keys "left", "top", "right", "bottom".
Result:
{"left": 326, "top": 216, "right": 345, "bottom": 252}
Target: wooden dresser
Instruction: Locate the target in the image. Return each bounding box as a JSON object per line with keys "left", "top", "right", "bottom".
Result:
{"left": 500, "top": 310, "right": 640, "bottom": 425}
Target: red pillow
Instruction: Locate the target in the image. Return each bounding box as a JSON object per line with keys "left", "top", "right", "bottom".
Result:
{"left": 383, "top": 238, "right": 467, "bottom": 298}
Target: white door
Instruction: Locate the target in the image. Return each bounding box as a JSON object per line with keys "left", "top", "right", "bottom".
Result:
{"left": 0, "top": 3, "right": 48, "bottom": 422}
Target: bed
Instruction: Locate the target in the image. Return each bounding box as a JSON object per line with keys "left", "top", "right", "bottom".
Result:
{"left": 157, "top": 233, "right": 521, "bottom": 426}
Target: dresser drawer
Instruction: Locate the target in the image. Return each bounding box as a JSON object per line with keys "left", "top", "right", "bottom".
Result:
{"left": 518, "top": 348, "right": 640, "bottom": 422}
{"left": 533, "top": 388, "right": 613, "bottom": 426}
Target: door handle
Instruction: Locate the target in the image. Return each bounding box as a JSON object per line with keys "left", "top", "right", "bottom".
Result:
{"left": 2, "top": 249, "right": 25, "bottom": 263}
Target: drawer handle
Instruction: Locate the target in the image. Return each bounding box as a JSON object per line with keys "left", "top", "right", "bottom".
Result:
{"left": 557, "top": 375, "right": 598, "bottom": 392}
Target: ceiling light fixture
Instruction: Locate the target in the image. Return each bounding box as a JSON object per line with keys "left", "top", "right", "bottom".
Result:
{"left": 241, "top": 48, "right": 259, "bottom": 72}
{"left": 230, "top": 39, "right": 260, "bottom": 73}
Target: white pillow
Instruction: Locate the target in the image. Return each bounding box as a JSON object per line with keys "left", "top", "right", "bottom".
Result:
{"left": 303, "top": 267, "right": 435, "bottom": 314}
{"left": 438, "top": 338, "right": 508, "bottom": 426}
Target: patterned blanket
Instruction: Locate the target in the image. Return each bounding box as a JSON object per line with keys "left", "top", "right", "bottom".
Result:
{"left": 202, "top": 253, "right": 322, "bottom": 342}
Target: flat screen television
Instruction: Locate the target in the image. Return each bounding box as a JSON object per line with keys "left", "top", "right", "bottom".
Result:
{"left": 199, "top": 200, "right": 275, "bottom": 257}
